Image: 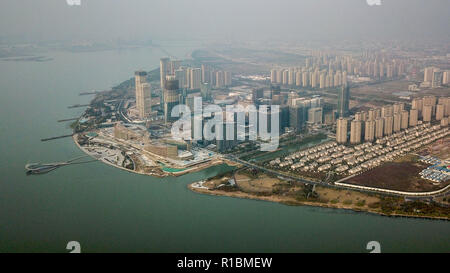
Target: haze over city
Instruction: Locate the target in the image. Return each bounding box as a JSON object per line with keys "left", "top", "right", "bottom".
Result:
{"left": 0, "top": 0, "right": 449, "bottom": 258}
{"left": 0, "top": 0, "right": 449, "bottom": 43}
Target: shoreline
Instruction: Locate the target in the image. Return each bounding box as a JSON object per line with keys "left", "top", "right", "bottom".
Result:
{"left": 72, "top": 134, "right": 234, "bottom": 177}
{"left": 188, "top": 183, "right": 450, "bottom": 221}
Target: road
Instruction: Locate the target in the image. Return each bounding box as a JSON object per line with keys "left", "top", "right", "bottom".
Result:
{"left": 223, "top": 154, "right": 450, "bottom": 199}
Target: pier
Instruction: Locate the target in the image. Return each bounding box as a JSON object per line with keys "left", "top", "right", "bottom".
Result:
{"left": 41, "top": 134, "right": 74, "bottom": 142}
{"left": 25, "top": 156, "right": 96, "bottom": 175}
{"left": 57, "top": 118, "right": 79, "bottom": 122}
{"left": 68, "top": 104, "right": 90, "bottom": 109}
{"left": 79, "top": 91, "right": 100, "bottom": 96}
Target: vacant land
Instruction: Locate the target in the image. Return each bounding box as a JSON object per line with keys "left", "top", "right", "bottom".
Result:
{"left": 347, "top": 160, "right": 449, "bottom": 192}
{"left": 190, "top": 170, "right": 450, "bottom": 220}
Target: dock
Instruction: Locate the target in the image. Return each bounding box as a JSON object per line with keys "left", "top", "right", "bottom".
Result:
{"left": 41, "top": 134, "right": 74, "bottom": 142}
{"left": 58, "top": 118, "right": 78, "bottom": 122}
{"left": 68, "top": 104, "right": 90, "bottom": 109}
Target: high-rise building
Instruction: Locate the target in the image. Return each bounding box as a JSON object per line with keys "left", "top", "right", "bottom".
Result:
{"left": 135, "top": 71, "right": 152, "bottom": 120}
{"left": 308, "top": 107, "right": 323, "bottom": 124}
{"left": 201, "top": 64, "right": 210, "bottom": 83}
{"left": 393, "top": 113, "right": 402, "bottom": 132}
{"left": 381, "top": 105, "right": 393, "bottom": 117}
{"left": 276, "top": 70, "right": 283, "bottom": 84}
{"left": 319, "top": 73, "right": 326, "bottom": 89}
{"left": 432, "top": 70, "right": 443, "bottom": 88}
{"left": 350, "top": 120, "right": 362, "bottom": 144}
{"left": 217, "top": 122, "right": 237, "bottom": 153}
{"left": 368, "top": 109, "right": 375, "bottom": 121}
{"left": 393, "top": 103, "right": 404, "bottom": 114}
{"left": 302, "top": 72, "right": 309, "bottom": 87}
{"left": 364, "top": 120, "right": 375, "bottom": 142}
{"left": 190, "top": 68, "right": 202, "bottom": 90}
{"left": 423, "top": 95, "right": 436, "bottom": 107}
{"left": 200, "top": 82, "right": 212, "bottom": 102}
{"left": 170, "top": 60, "right": 181, "bottom": 74}
{"left": 409, "top": 109, "right": 418, "bottom": 127}
{"left": 270, "top": 69, "right": 277, "bottom": 84}
{"left": 337, "top": 84, "right": 350, "bottom": 118}
{"left": 224, "top": 71, "right": 232, "bottom": 86}
{"left": 289, "top": 105, "right": 306, "bottom": 133}
{"left": 282, "top": 70, "right": 289, "bottom": 85}
{"left": 295, "top": 71, "right": 302, "bottom": 86}
{"left": 215, "top": 70, "right": 225, "bottom": 88}
{"left": 443, "top": 71, "right": 449, "bottom": 85}
{"left": 252, "top": 88, "right": 264, "bottom": 104}
{"left": 422, "top": 105, "right": 432, "bottom": 122}
{"left": 412, "top": 97, "right": 423, "bottom": 117}
{"left": 336, "top": 118, "right": 348, "bottom": 144}
{"left": 160, "top": 58, "right": 171, "bottom": 90}
{"left": 175, "top": 68, "right": 187, "bottom": 89}
{"left": 288, "top": 68, "right": 295, "bottom": 86}
{"left": 436, "top": 104, "right": 445, "bottom": 121}
{"left": 375, "top": 118, "right": 384, "bottom": 139}
{"left": 384, "top": 115, "right": 393, "bottom": 136}
{"left": 424, "top": 67, "right": 434, "bottom": 83}
{"left": 438, "top": 97, "right": 450, "bottom": 116}
{"left": 401, "top": 110, "right": 409, "bottom": 129}
{"left": 163, "top": 78, "right": 180, "bottom": 123}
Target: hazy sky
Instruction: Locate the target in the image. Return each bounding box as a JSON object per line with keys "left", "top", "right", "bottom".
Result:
{"left": 0, "top": 0, "right": 449, "bottom": 43}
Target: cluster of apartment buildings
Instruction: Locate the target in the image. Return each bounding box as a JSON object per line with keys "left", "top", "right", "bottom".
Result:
{"left": 269, "top": 123, "right": 449, "bottom": 177}
{"left": 422, "top": 67, "right": 450, "bottom": 88}
{"left": 270, "top": 53, "right": 407, "bottom": 89}
{"left": 160, "top": 58, "right": 232, "bottom": 91}
{"left": 336, "top": 96, "right": 450, "bottom": 145}
{"left": 134, "top": 58, "right": 233, "bottom": 121}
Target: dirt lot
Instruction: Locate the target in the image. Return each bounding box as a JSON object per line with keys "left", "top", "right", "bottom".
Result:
{"left": 347, "top": 160, "right": 449, "bottom": 192}
{"left": 235, "top": 172, "right": 285, "bottom": 194}
{"left": 417, "top": 137, "right": 450, "bottom": 159}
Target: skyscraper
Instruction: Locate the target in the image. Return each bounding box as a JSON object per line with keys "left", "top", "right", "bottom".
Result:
{"left": 401, "top": 110, "right": 409, "bottom": 129}
{"left": 422, "top": 105, "right": 432, "bottom": 122}
{"left": 135, "top": 71, "right": 151, "bottom": 119}
{"left": 375, "top": 118, "right": 384, "bottom": 139}
{"left": 175, "top": 68, "right": 187, "bottom": 89}
{"left": 336, "top": 118, "right": 348, "bottom": 144}
{"left": 384, "top": 115, "right": 393, "bottom": 136}
{"left": 364, "top": 120, "right": 375, "bottom": 142}
{"left": 163, "top": 78, "right": 180, "bottom": 123}
{"left": 350, "top": 120, "right": 362, "bottom": 144}
{"left": 409, "top": 109, "right": 418, "bottom": 127}
{"left": 190, "top": 68, "right": 202, "bottom": 90}
{"left": 224, "top": 71, "right": 232, "bottom": 86}
{"left": 436, "top": 104, "right": 445, "bottom": 121}
{"left": 270, "top": 69, "right": 277, "bottom": 84}
{"left": 308, "top": 107, "right": 323, "bottom": 124}
{"left": 338, "top": 84, "right": 350, "bottom": 118}
{"left": 289, "top": 105, "right": 306, "bottom": 133}
{"left": 201, "top": 64, "right": 210, "bottom": 83}
{"left": 215, "top": 70, "right": 225, "bottom": 88}
{"left": 393, "top": 113, "right": 402, "bottom": 132}
{"left": 160, "top": 58, "right": 171, "bottom": 90}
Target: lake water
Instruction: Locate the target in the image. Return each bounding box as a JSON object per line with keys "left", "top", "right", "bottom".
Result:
{"left": 0, "top": 45, "right": 449, "bottom": 253}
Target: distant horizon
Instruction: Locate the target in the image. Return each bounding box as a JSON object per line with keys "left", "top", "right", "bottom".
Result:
{"left": 0, "top": 0, "right": 449, "bottom": 44}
